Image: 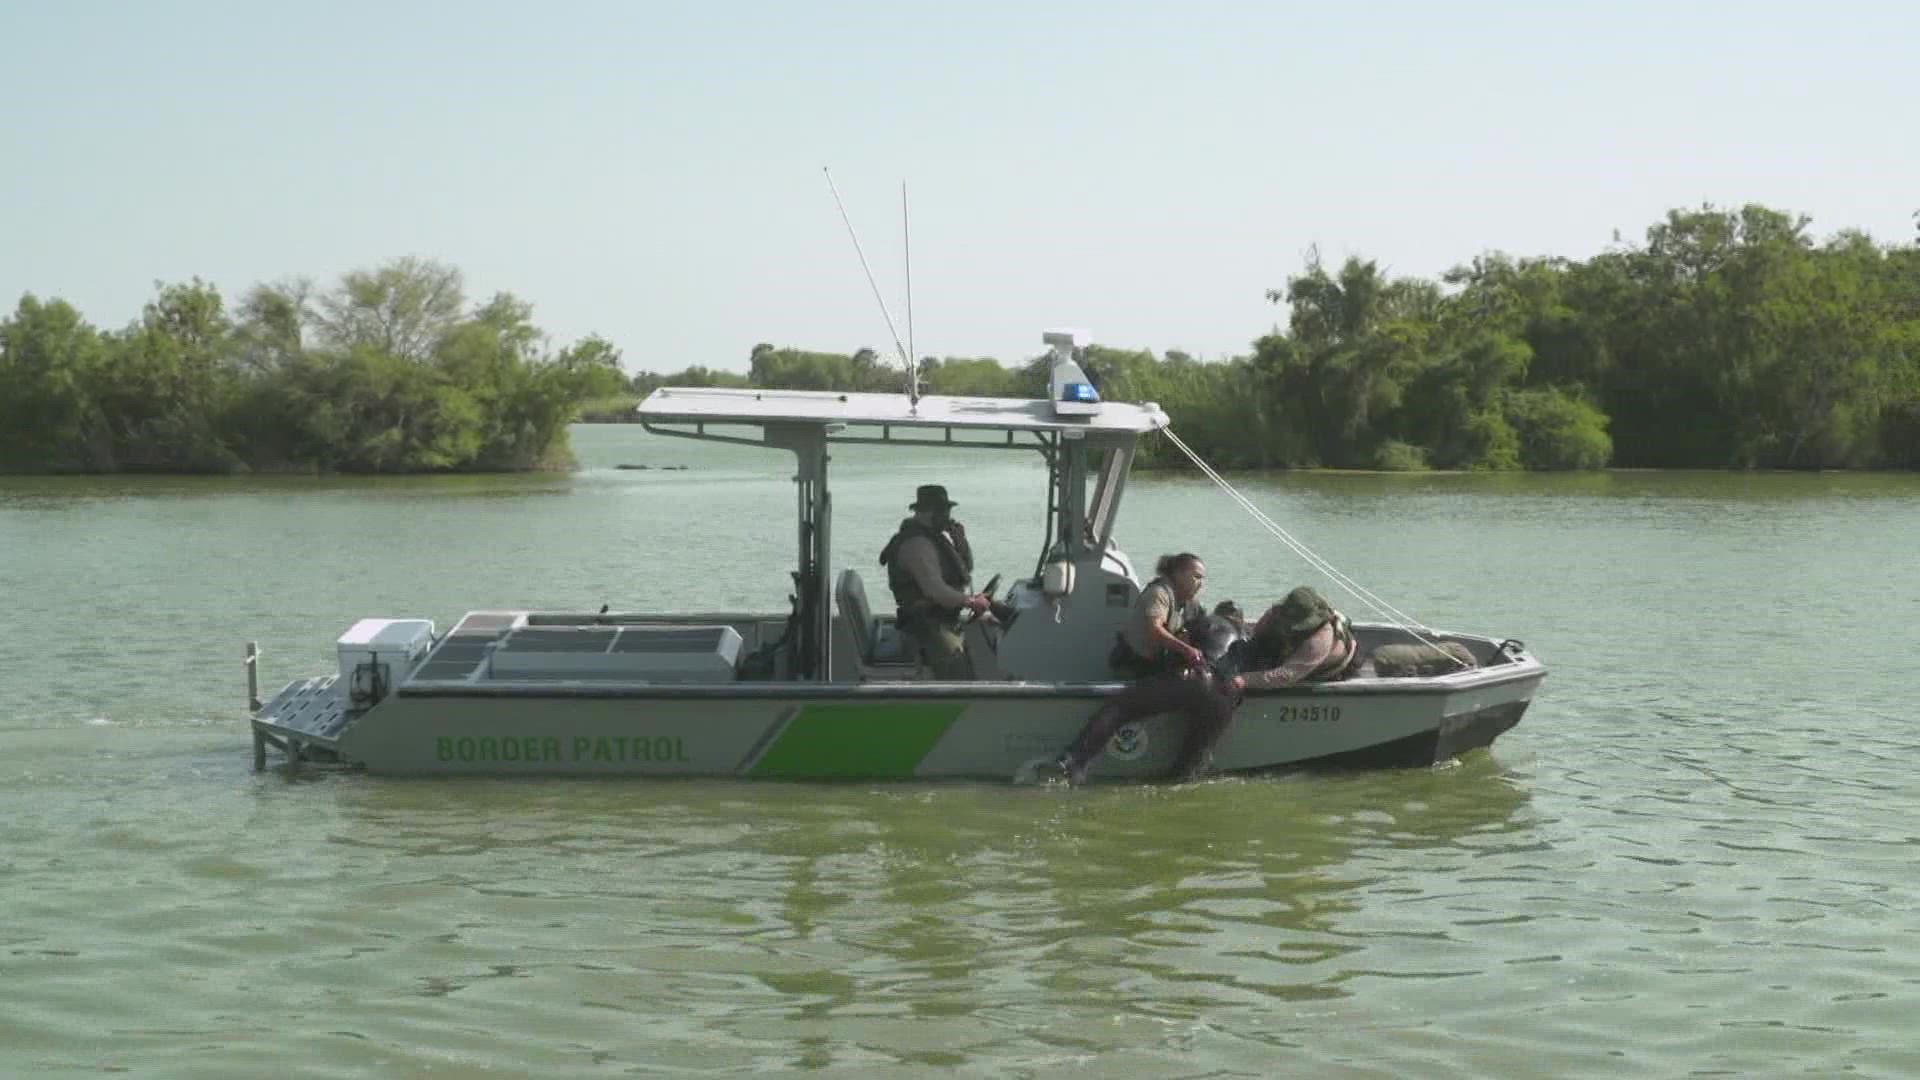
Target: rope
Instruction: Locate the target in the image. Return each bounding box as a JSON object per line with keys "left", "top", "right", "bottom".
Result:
{"left": 1159, "top": 427, "right": 1471, "bottom": 670}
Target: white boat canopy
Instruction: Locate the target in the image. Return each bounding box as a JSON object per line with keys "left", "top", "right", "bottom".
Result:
{"left": 632, "top": 336, "right": 1166, "bottom": 681}
{"left": 638, "top": 386, "right": 1169, "bottom": 438}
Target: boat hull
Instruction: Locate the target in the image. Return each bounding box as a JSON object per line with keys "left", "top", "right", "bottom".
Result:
{"left": 254, "top": 658, "right": 1544, "bottom": 782}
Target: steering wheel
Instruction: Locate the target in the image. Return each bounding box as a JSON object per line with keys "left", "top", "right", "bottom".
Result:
{"left": 958, "top": 574, "right": 1003, "bottom": 625}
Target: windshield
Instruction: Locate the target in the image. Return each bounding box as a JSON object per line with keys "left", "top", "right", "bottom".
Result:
{"left": 1085, "top": 445, "right": 1132, "bottom": 547}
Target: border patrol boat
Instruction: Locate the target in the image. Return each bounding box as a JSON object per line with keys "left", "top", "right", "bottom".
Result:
{"left": 248, "top": 331, "right": 1547, "bottom": 781}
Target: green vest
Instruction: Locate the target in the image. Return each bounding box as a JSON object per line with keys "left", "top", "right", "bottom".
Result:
{"left": 879, "top": 518, "right": 971, "bottom": 621}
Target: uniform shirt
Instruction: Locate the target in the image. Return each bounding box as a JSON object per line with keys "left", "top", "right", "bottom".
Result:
{"left": 1122, "top": 580, "right": 1199, "bottom": 659}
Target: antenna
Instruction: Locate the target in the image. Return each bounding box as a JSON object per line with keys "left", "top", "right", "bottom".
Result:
{"left": 822, "top": 167, "right": 917, "bottom": 407}
{"left": 903, "top": 181, "right": 916, "bottom": 402}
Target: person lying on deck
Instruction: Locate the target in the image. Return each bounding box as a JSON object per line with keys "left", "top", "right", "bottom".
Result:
{"left": 1223, "top": 586, "right": 1359, "bottom": 692}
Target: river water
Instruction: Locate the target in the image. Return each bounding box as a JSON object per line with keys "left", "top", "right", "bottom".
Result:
{"left": 2, "top": 424, "right": 1917, "bottom": 1077}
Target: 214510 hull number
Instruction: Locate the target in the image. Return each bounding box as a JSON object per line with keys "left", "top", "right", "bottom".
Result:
{"left": 1271, "top": 705, "right": 1343, "bottom": 723}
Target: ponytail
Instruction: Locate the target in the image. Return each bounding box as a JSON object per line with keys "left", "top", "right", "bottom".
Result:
{"left": 1154, "top": 552, "right": 1201, "bottom": 579}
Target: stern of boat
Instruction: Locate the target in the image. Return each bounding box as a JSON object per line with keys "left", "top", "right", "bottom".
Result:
{"left": 247, "top": 617, "right": 437, "bottom": 771}
{"left": 251, "top": 673, "right": 352, "bottom": 770}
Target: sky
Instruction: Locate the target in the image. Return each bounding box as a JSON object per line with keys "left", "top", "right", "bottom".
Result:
{"left": 3, "top": 0, "right": 1915, "bottom": 373}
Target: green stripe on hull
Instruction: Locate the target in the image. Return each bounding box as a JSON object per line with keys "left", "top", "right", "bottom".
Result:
{"left": 749, "top": 702, "right": 966, "bottom": 779}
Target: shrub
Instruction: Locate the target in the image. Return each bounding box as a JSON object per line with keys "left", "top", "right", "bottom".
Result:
{"left": 1506, "top": 387, "right": 1613, "bottom": 470}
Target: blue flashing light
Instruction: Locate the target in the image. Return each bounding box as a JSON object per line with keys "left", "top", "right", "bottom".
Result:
{"left": 1060, "top": 382, "right": 1099, "bottom": 404}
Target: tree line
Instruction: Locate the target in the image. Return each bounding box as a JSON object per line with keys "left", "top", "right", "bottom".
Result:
{"left": 8, "top": 205, "right": 1918, "bottom": 474}
{"left": 0, "top": 258, "right": 627, "bottom": 473}
{"left": 604, "top": 204, "right": 1920, "bottom": 471}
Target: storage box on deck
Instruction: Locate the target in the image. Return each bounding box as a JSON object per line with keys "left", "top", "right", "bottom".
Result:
{"left": 336, "top": 618, "right": 436, "bottom": 704}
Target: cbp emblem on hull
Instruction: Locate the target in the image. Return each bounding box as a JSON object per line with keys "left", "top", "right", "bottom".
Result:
{"left": 1108, "top": 723, "right": 1147, "bottom": 761}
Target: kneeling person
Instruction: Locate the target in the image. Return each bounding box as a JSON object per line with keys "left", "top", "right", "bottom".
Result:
{"left": 1108, "top": 553, "right": 1209, "bottom": 677}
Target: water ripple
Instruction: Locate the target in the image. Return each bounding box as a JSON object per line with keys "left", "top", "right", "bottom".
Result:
{"left": 6, "top": 448, "right": 1920, "bottom": 1075}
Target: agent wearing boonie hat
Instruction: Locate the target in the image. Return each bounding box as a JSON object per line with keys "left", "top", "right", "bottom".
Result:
{"left": 878, "top": 484, "right": 992, "bottom": 679}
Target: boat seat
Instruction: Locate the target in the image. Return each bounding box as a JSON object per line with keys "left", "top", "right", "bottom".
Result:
{"left": 835, "top": 569, "right": 917, "bottom": 670}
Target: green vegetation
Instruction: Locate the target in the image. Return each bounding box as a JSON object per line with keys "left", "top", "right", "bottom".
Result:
{"left": 611, "top": 204, "right": 1920, "bottom": 471}
{"left": 0, "top": 258, "right": 625, "bottom": 473}
{"left": 7, "top": 205, "right": 1918, "bottom": 473}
